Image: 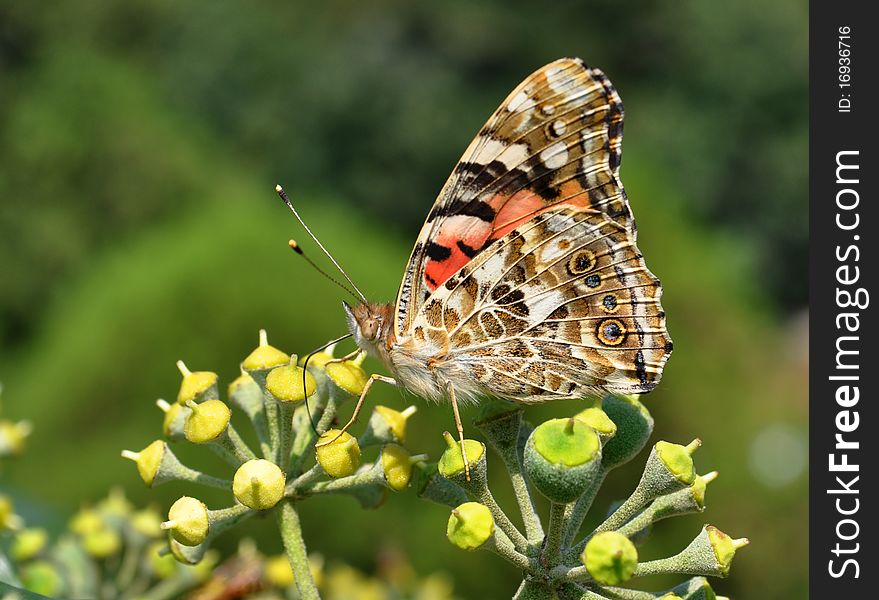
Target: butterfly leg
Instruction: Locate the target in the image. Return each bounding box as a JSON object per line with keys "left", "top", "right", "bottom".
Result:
{"left": 315, "top": 373, "right": 397, "bottom": 447}
{"left": 448, "top": 385, "right": 471, "bottom": 482}
{"left": 325, "top": 349, "right": 364, "bottom": 366}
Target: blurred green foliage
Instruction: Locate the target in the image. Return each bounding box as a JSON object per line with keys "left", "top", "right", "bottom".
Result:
{"left": 1, "top": 1, "right": 806, "bottom": 599}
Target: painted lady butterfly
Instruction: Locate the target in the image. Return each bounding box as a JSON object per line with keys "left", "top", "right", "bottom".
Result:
{"left": 296, "top": 58, "right": 672, "bottom": 474}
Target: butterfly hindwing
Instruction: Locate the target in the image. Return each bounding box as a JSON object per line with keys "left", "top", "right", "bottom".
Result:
{"left": 408, "top": 206, "right": 670, "bottom": 402}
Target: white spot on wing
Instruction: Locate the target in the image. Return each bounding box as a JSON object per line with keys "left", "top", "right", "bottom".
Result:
{"left": 545, "top": 66, "right": 568, "bottom": 93}
{"left": 474, "top": 138, "right": 530, "bottom": 169}
{"left": 507, "top": 91, "right": 536, "bottom": 112}
{"left": 539, "top": 141, "right": 569, "bottom": 170}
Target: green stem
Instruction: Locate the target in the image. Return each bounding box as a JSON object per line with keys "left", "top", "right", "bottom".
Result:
{"left": 285, "top": 464, "right": 325, "bottom": 496}
{"left": 210, "top": 426, "right": 257, "bottom": 466}
{"left": 486, "top": 529, "right": 534, "bottom": 571}
{"left": 475, "top": 486, "right": 529, "bottom": 553}
{"left": 506, "top": 456, "right": 544, "bottom": 544}
{"left": 277, "top": 500, "right": 320, "bottom": 600}
{"left": 562, "top": 468, "right": 607, "bottom": 547}
{"left": 542, "top": 501, "right": 567, "bottom": 562}
{"left": 114, "top": 535, "right": 144, "bottom": 591}
{"left": 570, "top": 484, "right": 647, "bottom": 559}
{"left": 265, "top": 399, "right": 280, "bottom": 461}
{"left": 277, "top": 402, "right": 296, "bottom": 471}
{"left": 593, "top": 587, "right": 656, "bottom": 599}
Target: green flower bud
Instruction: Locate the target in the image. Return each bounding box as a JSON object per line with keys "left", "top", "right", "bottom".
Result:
{"left": 706, "top": 526, "right": 749, "bottom": 577}
{"left": 524, "top": 418, "right": 601, "bottom": 503}
{"left": 233, "top": 459, "right": 286, "bottom": 509}
{"left": 582, "top": 531, "right": 638, "bottom": 585}
{"left": 11, "top": 527, "right": 48, "bottom": 561}
{"left": 325, "top": 359, "right": 369, "bottom": 396}
{"left": 630, "top": 439, "right": 700, "bottom": 505}
{"left": 360, "top": 405, "right": 417, "bottom": 446}
{"left": 438, "top": 432, "right": 485, "bottom": 481}
{"left": 573, "top": 405, "right": 617, "bottom": 444}
{"left": 656, "top": 439, "right": 700, "bottom": 485}
{"left": 20, "top": 560, "right": 62, "bottom": 597}
{"left": 175, "top": 360, "right": 218, "bottom": 404}
{"left": 82, "top": 527, "right": 122, "bottom": 558}
{"left": 316, "top": 429, "right": 362, "bottom": 478}
{"left": 641, "top": 526, "right": 748, "bottom": 579}
{"left": 265, "top": 364, "right": 316, "bottom": 405}
{"left": 413, "top": 463, "right": 470, "bottom": 508}
{"left": 381, "top": 443, "right": 419, "bottom": 491}
{"left": 163, "top": 497, "right": 209, "bottom": 546}
{"left": 447, "top": 502, "right": 494, "bottom": 550}
{"left": 184, "top": 399, "right": 232, "bottom": 443}
{"left": 242, "top": 330, "right": 290, "bottom": 372}
{"left": 600, "top": 394, "right": 654, "bottom": 469}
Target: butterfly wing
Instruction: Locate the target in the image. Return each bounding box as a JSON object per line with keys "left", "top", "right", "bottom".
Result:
{"left": 408, "top": 205, "right": 671, "bottom": 401}
{"left": 395, "top": 58, "right": 632, "bottom": 337}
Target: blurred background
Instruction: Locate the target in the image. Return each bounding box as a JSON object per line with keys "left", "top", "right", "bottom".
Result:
{"left": 1, "top": 1, "right": 806, "bottom": 598}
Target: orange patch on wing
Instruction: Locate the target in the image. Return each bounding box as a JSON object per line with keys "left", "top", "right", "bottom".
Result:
{"left": 423, "top": 218, "right": 492, "bottom": 291}
{"left": 422, "top": 182, "right": 593, "bottom": 291}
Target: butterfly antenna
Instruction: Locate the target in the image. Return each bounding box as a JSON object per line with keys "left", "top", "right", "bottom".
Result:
{"left": 275, "top": 185, "right": 368, "bottom": 303}
{"left": 302, "top": 333, "right": 354, "bottom": 434}
{"left": 288, "top": 240, "right": 361, "bottom": 302}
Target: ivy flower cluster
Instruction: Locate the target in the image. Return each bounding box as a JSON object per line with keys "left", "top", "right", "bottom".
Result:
{"left": 122, "top": 330, "right": 425, "bottom": 600}
{"left": 414, "top": 396, "right": 748, "bottom": 599}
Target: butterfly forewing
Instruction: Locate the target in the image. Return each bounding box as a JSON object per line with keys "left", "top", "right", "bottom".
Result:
{"left": 395, "top": 58, "right": 631, "bottom": 337}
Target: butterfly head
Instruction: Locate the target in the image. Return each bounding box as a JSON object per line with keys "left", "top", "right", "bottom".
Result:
{"left": 343, "top": 301, "right": 394, "bottom": 355}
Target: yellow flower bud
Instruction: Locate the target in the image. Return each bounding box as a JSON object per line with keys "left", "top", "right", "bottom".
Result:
{"left": 381, "top": 444, "right": 414, "bottom": 492}
{"left": 184, "top": 399, "right": 231, "bottom": 443}
{"left": 325, "top": 361, "right": 369, "bottom": 396}
{"left": 121, "top": 440, "right": 166, "bottom": 486}
{"left": 266, "top": 364, "right": 316, "bottom": 404}
{"left": 82, "top": 527, "right": 122, "bottom": 558}
{"left": 446, "top": 502, "right": 494, "bottom": 550}
{"left": 70, "top": 508, "right": 104, "bottom": 536}
{"left": 582, "top": 531, "right": 638, "bottom": 585}
{"left": 11, "top": 528, "right": 48, "bottom": 561}
{"left": 132, "top": 507, "right": 164, "bottom": 538}
{"left": 0, "top": 419, "right": 31, "bottom": 456}
{"left": 233, "top": 459, "right": 286, "bottom": 510}
{"left": 163, "top": 497, "right": 209, "bottom": 546}
{"left": 0, "top": 494, "right": 22, "bottom": 531}
{"left": 175, "top": 360, "right": 218, "bottom": 404}
{"left": 374, "top": 405, "right": 417, "bottom": 443}
{"left": 264, "top": 554, "right": 295, "bottom": 587}
{"left": 437, "top": 432, "right": 484, "bottom": 478}
{"left": 242, "top": 330, "right": 290, "bottom": 371}
{"left": 316, "top": 430, "right": 361, "bottom": 478}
